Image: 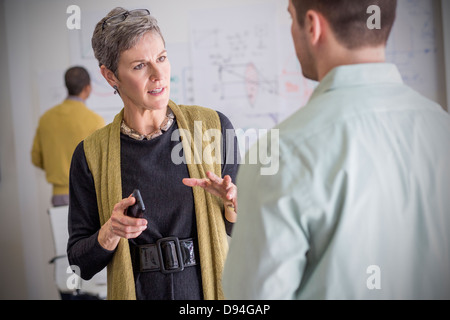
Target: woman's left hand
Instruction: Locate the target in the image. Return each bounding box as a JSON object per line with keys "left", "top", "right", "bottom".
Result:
{"left": 182, "top": 171, "right": 237, "bottom": 222}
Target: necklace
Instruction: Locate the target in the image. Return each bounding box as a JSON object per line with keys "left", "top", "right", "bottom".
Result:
{"left": 120, "top": 107, "right": 175, "bottom": 141}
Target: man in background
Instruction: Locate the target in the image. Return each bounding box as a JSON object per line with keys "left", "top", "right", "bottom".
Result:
{"left": 223, "top": 0, "right": 450, "bottom": 299}
{"left": 32, "top": 66, "right": 105, "bottom": 207}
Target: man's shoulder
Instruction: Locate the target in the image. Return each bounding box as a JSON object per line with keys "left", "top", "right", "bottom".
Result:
{"left": 87, "top": 109, "right": 105, "bottom": 127}
{"left": 39, "top": 102, "right": 65, "bottom": 121}
{"left": 78, "top": 104, "right": 103, "bottom": 120}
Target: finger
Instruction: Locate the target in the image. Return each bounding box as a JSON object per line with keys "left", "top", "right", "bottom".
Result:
{"left": 123, "top": 224, "right": 147, "bottom": 234}
{"left": 223, "top": 175, "right": 232, "bottom": 189}
{"left": 183, "top": 178, "right": 210, "bottom": 188}
{"left": 226, "top": 185, "right": 237, "bottom": 200}
{"left": 124, "top": 230, "right": 145, "bottom": 239}
{"left": 114, "top": 225, "right": 147, "bottom": 239}
{"left": 223, "top": 174, "right": 231, "bottom": 182}
{"left": 111, "top": 211, "right": 147, "bottom": 229}
{"left": 182, "top": 178, "right": 199, "bottom": 187}
{"left": 113, "top": 196, "right": 136, "bottom": 213}
{"left": 111, "top": 216, "right": 147, "bottom": 236}
{"left": 206, "top": 171, "right": 223, "bottom": 184}
{"left": 121, "top": 215, "right": 148, "bottom": 226}
{"left": 220, "top": 175, "right": 235, "bottom": 199}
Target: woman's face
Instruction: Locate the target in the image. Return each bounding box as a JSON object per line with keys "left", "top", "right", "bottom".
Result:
{"left": 115, "top": 31, "right": 171, "bottom": 112}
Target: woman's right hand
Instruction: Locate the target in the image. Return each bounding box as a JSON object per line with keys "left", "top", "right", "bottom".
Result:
{"left": 97, "top": 195, "right": 148, "bottom": 251}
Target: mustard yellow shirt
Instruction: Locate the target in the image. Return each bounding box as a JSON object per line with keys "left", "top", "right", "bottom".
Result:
{"left": 31, "top": 98, "right": 105, "bottom": 195}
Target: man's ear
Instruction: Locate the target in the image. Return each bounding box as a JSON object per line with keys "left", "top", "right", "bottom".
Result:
{"left": 304, "top": 10, "right": 323, "bottom": 47}
{"left": 85, "top": 83, "right": 92, "bottom": 94}
{"left": 82, "top": 83, "right": 92, "bottom": 97}
{"left": 100, "top": 65, "right": 119, "bottom": 88}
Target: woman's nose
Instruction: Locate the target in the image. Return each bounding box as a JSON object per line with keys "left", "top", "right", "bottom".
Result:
{"left": 149, "top": 65, "right": 163, "bottom": 82}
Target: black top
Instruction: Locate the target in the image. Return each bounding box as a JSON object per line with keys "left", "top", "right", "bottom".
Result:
{"left": 67, "top": 111, "right": 239, "bottom": 300}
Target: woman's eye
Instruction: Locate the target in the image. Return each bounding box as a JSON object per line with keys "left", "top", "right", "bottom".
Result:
{"left": 158, "top": 56, "right": 167, "bottom": 63}
{"left": 134, "top": 63, "right": 145, "bottom": 70}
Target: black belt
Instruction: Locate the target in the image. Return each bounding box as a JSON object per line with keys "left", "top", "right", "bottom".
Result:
{"left": 131, "top": 237, "right": 197, "bottom": 274}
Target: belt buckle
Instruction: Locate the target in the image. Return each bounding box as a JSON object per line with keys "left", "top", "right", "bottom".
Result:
{"left": 156, "top": 237, "right": 185, "bottom": 274}
{"left": 138, "top": 245, "right": 160, "bottom": 272}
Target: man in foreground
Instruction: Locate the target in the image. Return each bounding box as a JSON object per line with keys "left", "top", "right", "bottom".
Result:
{"left": 223, "top": 0, "right": 450, "bottom": 299}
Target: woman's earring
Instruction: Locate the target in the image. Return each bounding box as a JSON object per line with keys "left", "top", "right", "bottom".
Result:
{"left": 113, "top": 85, "right": 118, "bottom": 95}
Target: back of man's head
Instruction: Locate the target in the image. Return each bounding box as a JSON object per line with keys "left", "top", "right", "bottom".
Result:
{"left": 291, "top": 0, "right": 397, "bottom": 49}
{"left": 65, "top": 66, "right": 91, "bottom": 96}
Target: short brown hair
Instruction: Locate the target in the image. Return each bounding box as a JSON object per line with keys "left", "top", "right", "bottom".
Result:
{"left": 291, "top": 0, "right": 397, "bottom": 49}
{"left": 64, "top": 66, "right": 90, "bottom": 96}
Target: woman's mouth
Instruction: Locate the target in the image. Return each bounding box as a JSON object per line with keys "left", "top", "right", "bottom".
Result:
{"left": 148, "top": 87, "right": 165, "bottom": 96}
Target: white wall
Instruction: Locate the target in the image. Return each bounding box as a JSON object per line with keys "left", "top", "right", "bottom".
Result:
{"left": 1, "top": 0, "right": 59, "bottom": 300}
{"left": 0, "top": 0, "right": 28, "bottom": 299}
{"left": 0, "top": 0, "right": 448, "bottom": 299}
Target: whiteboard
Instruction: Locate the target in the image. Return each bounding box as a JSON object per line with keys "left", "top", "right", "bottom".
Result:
{"left": 64, "top": 0, "right": 447, "bottom": 128}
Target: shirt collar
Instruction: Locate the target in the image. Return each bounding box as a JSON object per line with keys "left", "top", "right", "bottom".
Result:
{"left": 309, "top": 63, "right": 404, "bottom": 102}
{"left": 67, "top": 95, "right": 85, "bottom": 103}
{"left": 120, "top": 107, "right": 175, "bottom": 141}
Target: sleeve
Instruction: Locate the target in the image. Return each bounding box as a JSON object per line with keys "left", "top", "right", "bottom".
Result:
{"left": 217, "top": 111, "right": 240, "bottom": 236}
{"left": 67, "top": 141, "right": 115, "bottom": 280}
{"left": 222, "top": 144, "right": 310, "bottom": 299}
{"left": 31, "top": 124, "right": 44, "bottom": 169}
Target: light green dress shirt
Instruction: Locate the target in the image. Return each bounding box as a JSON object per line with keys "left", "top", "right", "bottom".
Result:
{"left": 223, "top": 63, "right": 450, "bottom": 299}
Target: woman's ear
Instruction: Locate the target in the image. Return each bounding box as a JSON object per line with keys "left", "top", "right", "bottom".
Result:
{"left": 100, "top": 65, "right": 119, "bottom": 88}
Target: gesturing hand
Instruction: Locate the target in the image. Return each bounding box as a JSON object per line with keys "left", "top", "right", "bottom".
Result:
{"left": 182, "top": 171, "right": 238, "bottom": 223}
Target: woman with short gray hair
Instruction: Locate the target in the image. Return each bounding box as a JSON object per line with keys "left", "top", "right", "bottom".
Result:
{"left": 91, "top": 8, "right": 165, "bottom": 78}
{"left": 67, "top": 7, "right": 239, "bottom": 300}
